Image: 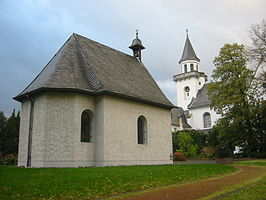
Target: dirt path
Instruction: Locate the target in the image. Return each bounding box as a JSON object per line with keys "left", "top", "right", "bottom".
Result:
{"left": 120, "top": 165, "right": 265, "bottom": 200}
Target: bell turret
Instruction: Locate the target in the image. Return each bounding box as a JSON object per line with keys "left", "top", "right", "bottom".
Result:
{"left": 129, "top": 30, "right": 145, "bottom": 61}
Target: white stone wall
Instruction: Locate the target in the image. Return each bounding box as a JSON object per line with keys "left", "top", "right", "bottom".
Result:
{"left": 176, "top": 76, "right": 205, "bottom": 109}
{"left": 102, "top": 96, "right": 173, "bottom": 166}
{"left": 18, "top": 92, "right": 173, "bottom": 167}
{"left": 188, "top": 106, "right": 220, "bottom": 130}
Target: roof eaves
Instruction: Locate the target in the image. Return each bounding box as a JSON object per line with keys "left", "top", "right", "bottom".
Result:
{"left": 14, "top": 87, "right": 175, "bottom": 109}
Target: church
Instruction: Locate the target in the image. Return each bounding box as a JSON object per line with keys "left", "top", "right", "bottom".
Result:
{"left": 172, "top": 33, "right": 220, "bottom": 132}
{"left": 14, "top": 33, "right": 175, "bottom": 167}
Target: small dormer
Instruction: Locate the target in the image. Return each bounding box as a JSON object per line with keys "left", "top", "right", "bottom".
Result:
{"left": 129, "top": 30, "right": 145, "bottom": 61}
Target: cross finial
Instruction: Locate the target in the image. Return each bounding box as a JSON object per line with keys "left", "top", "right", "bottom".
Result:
{"left": 186, "top": 29, "right": 189, "bottom": 38}
{"left": 136, "top": 29, "right": 139, "bottom": 38}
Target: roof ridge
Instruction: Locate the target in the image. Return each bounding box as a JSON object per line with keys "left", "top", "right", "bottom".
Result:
{"left": 73, "top": 33, "right": 104, "bottom": 90}
{"left": 73, "top": 33, "right": 135, "bottom": 59}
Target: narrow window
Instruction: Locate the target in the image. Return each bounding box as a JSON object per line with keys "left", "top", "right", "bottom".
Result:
{"left": 137, "top": 116, "right": 147, "bottom": 144}
{"left": 203, "top": 112, "right": 211, "bottom": 128}
{"left": 190, "top": 64, "right": 194, "bottom": 71}
{"left": 184, "top": 64, "right": 187, "bottom": 73}
{"left": 81, "top": 110, "right": 93, "bottom": 142}
{"left": 184, "top": 86, "right": 190, "bottom": 98}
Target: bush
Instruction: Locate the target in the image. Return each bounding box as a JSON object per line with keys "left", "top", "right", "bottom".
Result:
{"left": 0, "top": 153, "right": 17, "bottom": 165}
{"left": 201, "top": 146, "right": 215, "bottom": 158}
{"left": 173, "top": 151, "right": 186, "bottom": 161}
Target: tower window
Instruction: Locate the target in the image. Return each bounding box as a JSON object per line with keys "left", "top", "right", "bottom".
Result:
{"left": 137, "top": 116, "right": 147, "bottom": 144}
{"left": 190, "top": 64, "right": 194, "bottom": 71}
{"left": 203, "top": 112, "right": 211, "bottom": 128}
{"left": 184, "top": 86, "right": 190, "bottom": 98}
{"left": 81, "top": 110, "right": 93, "bottom": 142}
{"left": 184, "top": 64, "right": 187, "bottom": 73}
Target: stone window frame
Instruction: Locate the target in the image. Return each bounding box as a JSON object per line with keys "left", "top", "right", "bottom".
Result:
{"left": 81, "top": 109, "right": 94, "bottom": 143}
{"left": 137, "top": 115, "right": 147, "bottom": 144}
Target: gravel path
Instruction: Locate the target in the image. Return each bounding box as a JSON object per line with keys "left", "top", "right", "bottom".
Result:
{"left": 120, "top": 165, "right": 265, "bottom": 200}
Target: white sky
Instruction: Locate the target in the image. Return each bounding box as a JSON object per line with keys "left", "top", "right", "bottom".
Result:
{"left": 0, "top": 0, "right": 265, "bottom": 115}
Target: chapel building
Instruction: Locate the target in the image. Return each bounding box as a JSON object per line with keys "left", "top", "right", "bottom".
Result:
{"left": 14, "top": 33, "right": 175, "bottom": 167}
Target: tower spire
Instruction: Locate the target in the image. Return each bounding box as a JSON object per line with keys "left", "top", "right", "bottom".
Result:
{"left": 179, "top": 31, "right": 200, "bottom": 64}
{"left": 129, "top": 30, "right": 145, "bottom": 61}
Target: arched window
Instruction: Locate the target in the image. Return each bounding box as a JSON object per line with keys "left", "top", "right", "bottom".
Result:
{"left": 190, "top": 64, "right": 194, "bottom": 71}
{"left": 184, "top": 64, "right": 187, "bottom": 73}
{"left": 81, "top": 110, "right": 93, "bottom": 142}
{"left": 203, "top": 112, "right": 211, "bottom": 128}
{"left": 184, "top": 86, "right": 190, "bottom": 98}
{"left": 137, "top": 116, "right": 147, "bottom": 144}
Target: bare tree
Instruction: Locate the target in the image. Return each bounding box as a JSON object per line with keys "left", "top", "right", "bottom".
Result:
{"left": 247, "top": 19, "right": 266, "bottom": 76}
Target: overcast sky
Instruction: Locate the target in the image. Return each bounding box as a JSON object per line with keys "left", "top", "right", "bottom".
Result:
{"left": 0, "top": 0, "right": 265, "bottom": 115}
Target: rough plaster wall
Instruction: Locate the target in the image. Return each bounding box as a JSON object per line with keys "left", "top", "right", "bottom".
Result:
{"left": 41, "top": 93, "right": 97, "bottom": 167}
{"left": 102, "top": 96, "right": 173, "bottom": 166}
{"left": 18, "top": 92, "right": 172, "bottom": 167}
{"left": 93, "top": 96, "right": 105, "bottom": 165}
{"left": 30, "top": 95, "right": 46, "bottom": 167}
{"left": 17, "top": 101, "right": 30, "bottom": 166}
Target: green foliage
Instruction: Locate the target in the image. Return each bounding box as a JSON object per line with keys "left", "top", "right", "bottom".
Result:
{"left": 0, "top": 164, "right": 236, "bottom": 200}
{"left": 173, "top": 130, "right": 209, "bottom": 159}
{"left": 208, "top": 43, "right": 266, "bottom": 158}
{"left": 0, "top": 110, "right": 20, "bottom": 162}
{"left": 201, "top": 146, "right": 215, "bottom": 158}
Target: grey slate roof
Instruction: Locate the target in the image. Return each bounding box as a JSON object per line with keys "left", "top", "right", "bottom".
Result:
{"left": 179, "top": 36, "right": 200, "bottom": 64}
{"left": 188, "top": 83, "right": 211, "bottom": 109}
{"left": 14, "top": 33, "right": 174, "bottom": 109}
{"left": 171, "top": 107, "right": 191, "bottom": 128}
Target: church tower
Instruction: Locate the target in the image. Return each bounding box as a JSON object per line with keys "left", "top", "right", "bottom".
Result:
{"left": 173, "top": 31, "right": 207, "bottom": 110}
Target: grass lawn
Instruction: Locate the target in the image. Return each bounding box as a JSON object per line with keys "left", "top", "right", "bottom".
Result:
{"left": 0, "top": 164, "right": 236, "bottom": 200}
{"left": 222, "top": 177, "right": 266, "bottom": 200}
{"left": 234, "top": 159, "right": 266, "bottom": 166}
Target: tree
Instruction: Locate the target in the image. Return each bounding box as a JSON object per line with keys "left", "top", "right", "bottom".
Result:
{"left": 247, "top": 19, "right": 266, "bottom": 74}
{"left": 208, "top": 43, "right": 265, "bottom": 157}
{"left": 0, "top": 110, "right": 20, "bottom": 157}
{"left": 173, "top": 130, "right": 207, "bottom": 158}
{"left": 0, "top": 111, "right": 6, "bottom": 158}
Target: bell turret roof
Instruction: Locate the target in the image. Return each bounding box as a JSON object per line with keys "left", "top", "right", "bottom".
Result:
{"left": 179, "top": 32, "right": 200, "bottom": 64}
{"left": 129, "top": 30, "right": 145, "bottom": 50}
